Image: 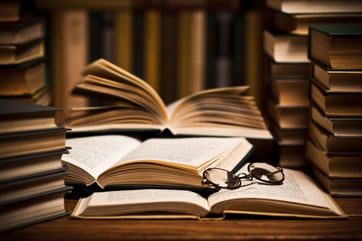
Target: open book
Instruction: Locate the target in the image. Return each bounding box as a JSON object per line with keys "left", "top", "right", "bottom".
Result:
{"left": 66, "top": 58, "right": 272, "bottom": 139}
{"left": 61, "top": 135, "right": 254, "bottom": 189}
{"left": 71, "top": 166, "right": 347, "bottom": 219}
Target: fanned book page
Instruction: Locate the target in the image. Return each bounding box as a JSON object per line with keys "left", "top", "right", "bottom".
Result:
{"left": 67, "top": 58, "right": 272, "bottom": 139}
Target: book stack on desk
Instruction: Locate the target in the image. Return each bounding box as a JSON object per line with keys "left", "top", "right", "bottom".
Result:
{"left": 263, "top": 0, "right": 362, "bottom": 169}
{"left": 0, "top": 0, "right": 50, "bottom": 105}
{"left": 263, "top": 1, "right": 310, "bottom": 169}
{"left": 305, "top": 25, "right": 362, "bottom": 197}
{"left": 0, "top": 100, "right": 71, "bottom": 233}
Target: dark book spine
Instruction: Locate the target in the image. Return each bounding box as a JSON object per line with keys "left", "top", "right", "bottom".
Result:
{"left": 132, "top": 9, "right": 145, "bottom": 79}
{"left": 160, "top": 10, "right": 178, "bottom": 104}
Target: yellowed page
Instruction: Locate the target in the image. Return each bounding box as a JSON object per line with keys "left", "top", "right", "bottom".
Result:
{"left": 208, "top": 166, "right": 346, "bottom": 217}
{"left": 72, "top": 189, "right": 210, "bottom": 218}
{"left": 83, "top": 59, "right": 168, "bottom": 123}
{"left": 113, "top": 137, "right": 246, "bottom": 170}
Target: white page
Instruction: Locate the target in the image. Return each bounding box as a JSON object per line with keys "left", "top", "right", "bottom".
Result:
{"left": 62, "top": 135, "right": 141, "bottom": 178}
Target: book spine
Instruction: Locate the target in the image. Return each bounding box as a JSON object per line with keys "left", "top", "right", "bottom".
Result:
{"left": 160, "top": 9, "right": 178, "bottom": 104}
{"left": 177, "top": 9, "right": 192, "bottom": 98}
{"left": 144, "top": 8, "right": 161, "bottom": 93}
{"left": 189, "top": 9, "right": 206, "bottom": 94}
{"left": 114, "top": 8, "right": 133, "bottom": 71}
{"left": 50, "top": 9, "right": 89, "bottom": 123}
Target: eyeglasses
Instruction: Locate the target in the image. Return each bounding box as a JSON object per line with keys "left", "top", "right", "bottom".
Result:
{"left": 202, "top": 162, "right": 285, "bottom": 189}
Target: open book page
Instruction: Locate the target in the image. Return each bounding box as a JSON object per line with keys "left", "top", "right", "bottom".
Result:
{"left": 62, "top": 135, "right": 141, "bottom": 180}
{"left": 71, "top": 167, "right": 346, "bottom": 219}
{"left": 81, "top": 59, "right": 168, "bottom": 123}
{"left": 207, "top": 167, "right": 346, "bottom": 217}
{"left": 68, "top": 59, "right": 272, "bottom": 139}
{"left": 113, "top": 137, "right": 248, "bottom": 172}
{"left": 72, "top": 189, "right": 210, "bottom": 218}
{"left": 165, "top": 87, "right": 272, "bottom": 139}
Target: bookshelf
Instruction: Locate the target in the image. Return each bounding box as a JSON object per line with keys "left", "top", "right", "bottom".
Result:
{"left": 33, "top": 0, "right": 251, "bottom": 121}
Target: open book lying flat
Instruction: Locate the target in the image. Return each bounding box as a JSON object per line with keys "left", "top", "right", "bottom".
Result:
{"left": 61, "top": 135, "right": 254, "bottom": 190}
{"left": 66, "top": 58, "right": 272, "bottom": 139}
{"left": 71, "top": 166, "right": 347, "bottom": 219}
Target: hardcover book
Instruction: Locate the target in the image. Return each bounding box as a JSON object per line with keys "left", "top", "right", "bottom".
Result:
{"left": 309, "top": 25, "right": 362, "bottom": 69}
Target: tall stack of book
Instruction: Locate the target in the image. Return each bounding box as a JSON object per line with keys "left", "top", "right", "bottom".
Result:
{"left": 306, "top": 25, "right": 362, "bottom": 197}
{"left": 0, "top": 0, "right": 50, "bottom": 106}
{"left": 262, "top": 2, "right": 310, "bottom": 168}
{"left": 0, "top": 100, "right": 70, "bottom": 232}
{"left": 262, "top": 0, "right": 362, "bottom": 168}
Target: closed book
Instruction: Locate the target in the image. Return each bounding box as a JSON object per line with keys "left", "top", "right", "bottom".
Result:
{"left": 0, "top": 99, "right": 59, "bottom": 134}
{"left": 263, "top": 30, "right": 309, "bottom": 63}
{"left": 1, "top": 86, "right": 51, "bottom": 106}
{"left": 0, "top": 39, "right": 44, "bottom": 65}
{"left": 277, "top": 142, "right": 306, "bottom": 168}
{"left": 0, "top": 59, "right": 46, "bottom": 96}
{"left": 0, "top": 127, "right": 67, "bottom": 159}
{"left": 311, "top": 63, "right": 362, "bottom": 93}
{"left": 266, "top": 0, "right": 362, "bottom": 14}
{"left": 268, "top": 120, "right": 307, "bottom": 145}
{"left": 0, "top": 166, "right": 68, "bottom": 206}
{"left": 311, "top": 105, "right": 362, "bottom": 137}
{"left": 271, "top": 78, "right": 309, "bottom": 107}
{"left": 0, "top": 186, "right": 71, "bottom": 233}
{"left": 312, "top": 165, "right": 362, "bottom": 197}
{"left": 309, "top": 25, "right": 362, "bottom": 69}
{"left": 268, "top": 99, "right": 309, "bottom": 129}
{"left": 311, "top": 81, "right": 362, "bottom": 117}
{"left": 309, "top": 121, "right": 362, "bottom": 154}
{"left": 269, "top": 61, "right": 310, "bottom": 78}
{"left": 0, "top": 148, "right": 68, "bottom": 183}
{"left": 271, "top": 12, "right": 362, "bottom": 36}
{"left": 0, "top": 18, "right": 44, "bottom": 45}
{"left": 306, "top": 139, "right": 362, "bottom": 178}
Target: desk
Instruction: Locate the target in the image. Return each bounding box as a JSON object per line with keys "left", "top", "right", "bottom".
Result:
{"left": 1, "top": 197, "right": 362, "bottom": 241}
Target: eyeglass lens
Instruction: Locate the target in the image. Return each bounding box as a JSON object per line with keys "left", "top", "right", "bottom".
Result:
{"left": 248, "top": 162, "right": 284, "bottom": 184}
{"left": 203, "top": 168, "right": 241, "bottom": 189}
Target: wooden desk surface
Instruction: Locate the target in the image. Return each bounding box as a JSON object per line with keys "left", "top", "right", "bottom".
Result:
{"left": 1, "top": 197, "right": 362, "bottom": 241}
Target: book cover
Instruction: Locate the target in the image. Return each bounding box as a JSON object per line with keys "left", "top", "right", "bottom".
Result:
{"left": 308, "top": 25, "right": 362, "bottom": 69}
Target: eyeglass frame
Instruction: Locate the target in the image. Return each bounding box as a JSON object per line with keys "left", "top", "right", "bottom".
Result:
{"left": 202, "top": 162, "right": 285, "bottom": 190}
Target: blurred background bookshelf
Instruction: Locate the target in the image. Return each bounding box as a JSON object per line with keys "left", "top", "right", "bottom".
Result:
{"left": 31, "top": 0, "right": 267, "bottom": 121}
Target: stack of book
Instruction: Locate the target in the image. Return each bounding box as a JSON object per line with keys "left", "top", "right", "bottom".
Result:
{"left": 0, "top": 0, "right": 50, "bottom": 105}
{"left": 262, "top": 2, "right": 310, "bottom": 168}
{"left": 306, "top": 25, "right": 362, "bottom": 197}
{"left": 0, "top": 100, "right": 70, "bottom": 232}
{"left": 262, "top": 0, "right": 362, "bottom": 168}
